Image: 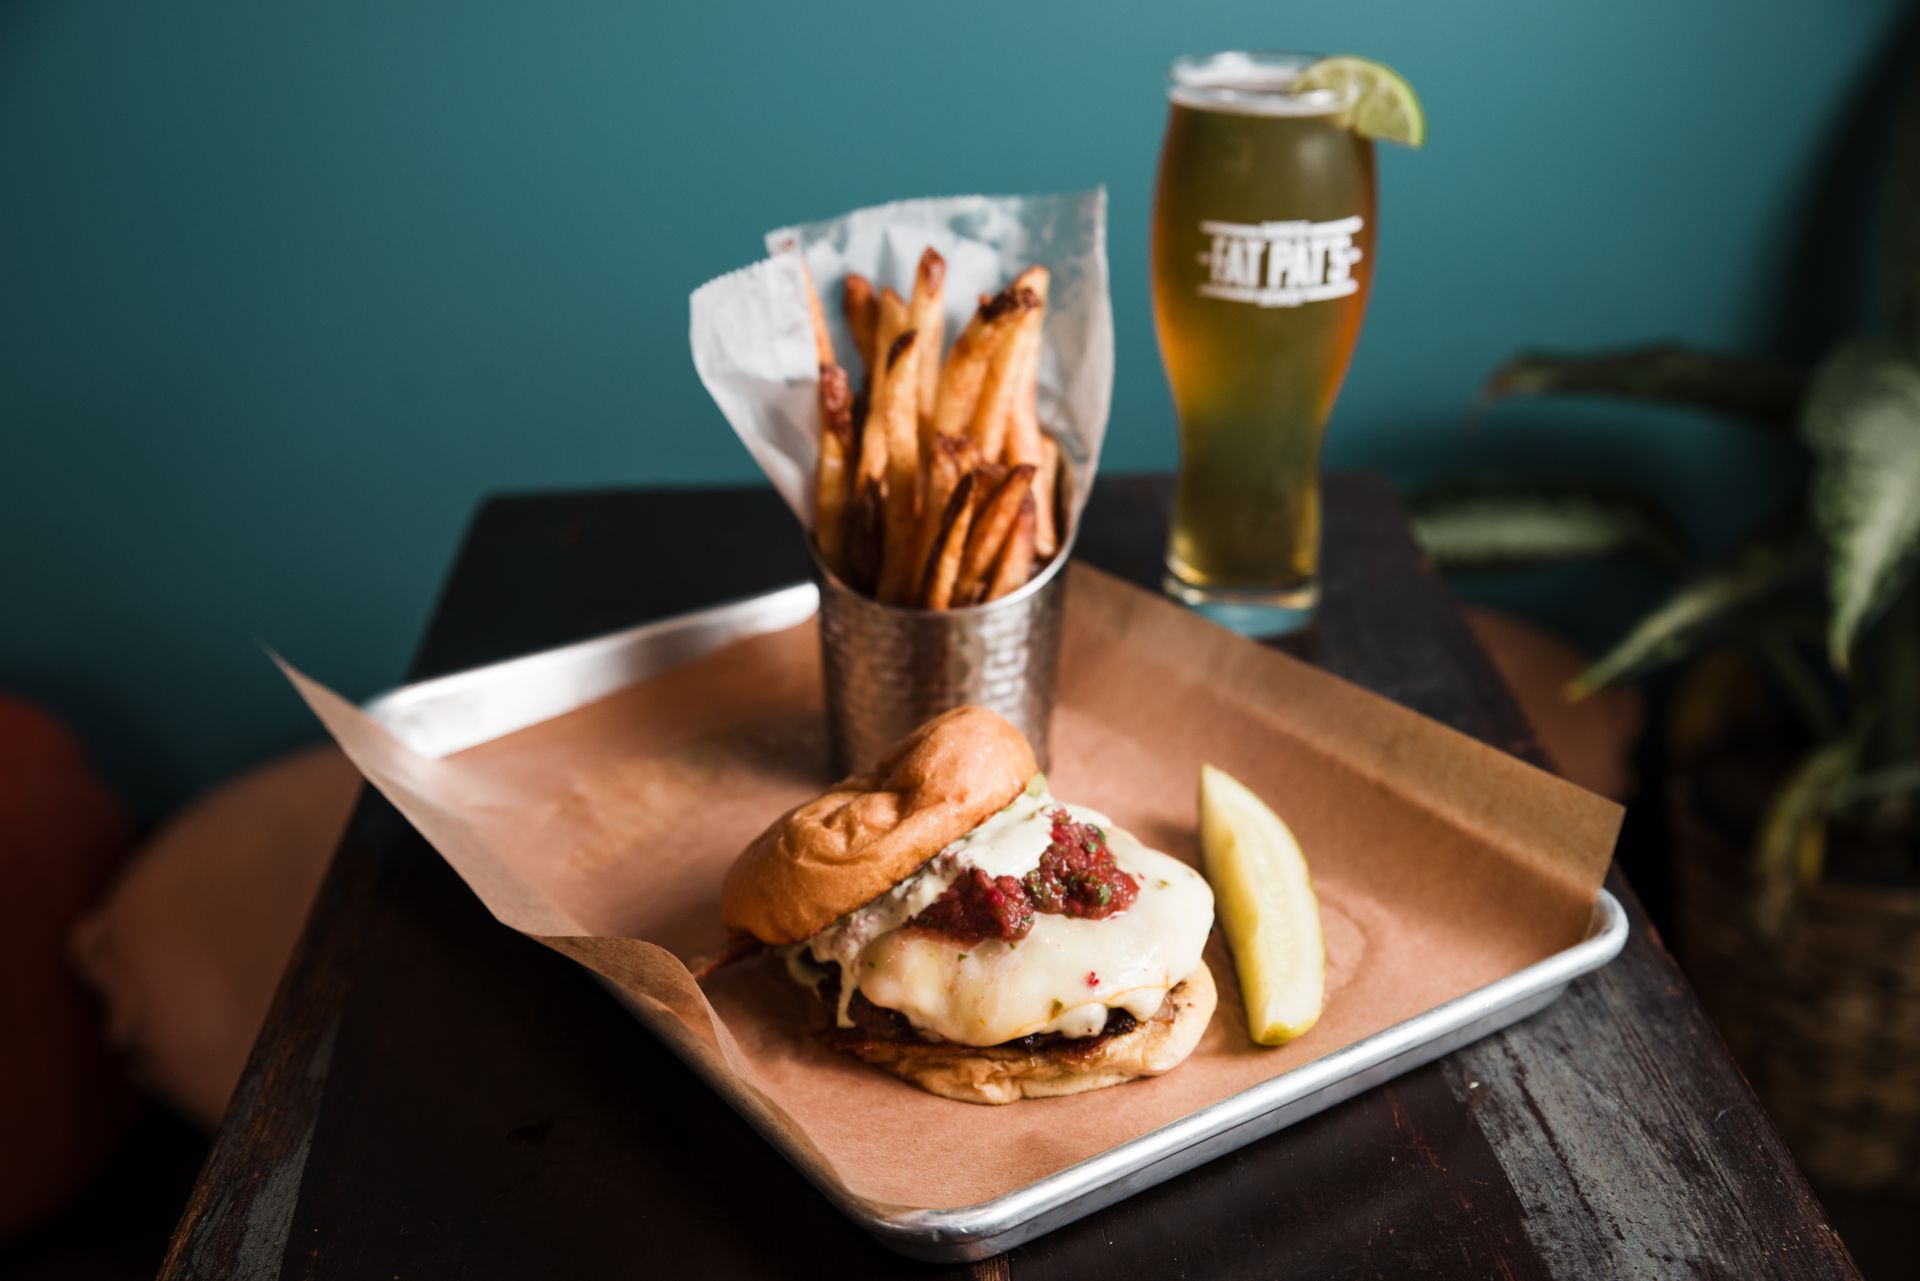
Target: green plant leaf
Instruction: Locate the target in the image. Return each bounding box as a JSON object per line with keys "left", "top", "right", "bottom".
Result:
{"left": 1799, "top": 340, "right": 1920, "bottom": 670}
{"left": 1828, "top": 763, "right": 1920, "bottom": 810}
{"left": 1405, "top": 480, "right": 1688, "bottom": 573}
{"left": 1756, "top": 740, "right": 1853, "bottom": 881}
{"left": 1752, "top": 730, "right": 1864, "bottom": 931}
{"left": 1481, "top": 345, "right": 1808, "bottom": 428}
{"left": 1567, "top": 531, "right": 1817, "bottom": 699}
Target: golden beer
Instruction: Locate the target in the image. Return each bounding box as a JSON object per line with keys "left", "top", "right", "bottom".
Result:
{"left": 1152, "top": 52, "right": 1377, "bottom": 620}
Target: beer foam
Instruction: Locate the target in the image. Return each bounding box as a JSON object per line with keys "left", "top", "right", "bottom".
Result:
{"left": 1167, "top": 51, "right": 1348, "bottom": 117}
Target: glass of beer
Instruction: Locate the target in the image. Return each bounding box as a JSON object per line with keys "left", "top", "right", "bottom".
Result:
{"left": 1152, "top": 51, "right": 1377, "bottom": 630}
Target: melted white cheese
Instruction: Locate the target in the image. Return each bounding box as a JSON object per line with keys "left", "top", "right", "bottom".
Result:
{"left": 944, "top": 786, "right": 1069, "bottom": 878}
{"left": 805, "top": 786, "right": 1063, "bottom": 1022}
{"left": 803, "top": 788, "right": 1215, "bottom": 1045}
{"left": 805, "top": 845, "right": 958, "bottom": 1027}
{"left": 859, "top": 834, "right": 1213, "bottom": 1044}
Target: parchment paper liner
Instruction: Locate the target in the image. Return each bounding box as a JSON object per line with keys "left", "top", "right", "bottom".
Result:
{"left": 279, "top": 566, "right": 1619, "bottom": 1210}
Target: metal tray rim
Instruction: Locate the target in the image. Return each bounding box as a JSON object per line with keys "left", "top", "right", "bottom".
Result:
{"left": 364, "top": 581, "right": 821, "bottom": 758}
{"left": 847, "top": 888, "right": 1628, "bottom": 1246}
{"left": 369, "top": 580, "right": 1631, "bottom": 1261}
{"left": 606, "top": 888, "right": 1625, "bottom": 1259}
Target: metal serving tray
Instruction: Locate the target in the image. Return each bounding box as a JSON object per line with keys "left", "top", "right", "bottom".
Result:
{"left": 364, "top": 582, "right": 1631, "bottom": 1264}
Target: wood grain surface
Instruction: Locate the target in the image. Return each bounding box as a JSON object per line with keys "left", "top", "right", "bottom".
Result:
{"left": 160, "top": 475, "right": 1857, "bottom": 1279}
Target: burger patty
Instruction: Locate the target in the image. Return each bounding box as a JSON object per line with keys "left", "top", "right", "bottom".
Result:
{"left": 816, "top": 971, "right": 1147, "bottom": 1061}
{"left": 819, "top": 967, "right": 1216, "bottom": 1104}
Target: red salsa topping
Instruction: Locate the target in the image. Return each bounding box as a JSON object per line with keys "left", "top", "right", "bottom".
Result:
{"left": 1026, "top": 810, "right": 1139, "bottom": 919}
{"left": 910, "top": 809, "right": 1139, "bottom": 946}
{"left": 910, "top": 868, "right": 1034, "bottom": 946}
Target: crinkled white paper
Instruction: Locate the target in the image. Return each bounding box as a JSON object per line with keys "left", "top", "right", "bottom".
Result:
{"left": 689, "top": 190, "right": 1112, "bottom": 531}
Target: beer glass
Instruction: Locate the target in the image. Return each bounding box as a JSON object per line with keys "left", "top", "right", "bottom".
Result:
{"left": 1152, "top": 51, "right": 1377, "bottom": 629}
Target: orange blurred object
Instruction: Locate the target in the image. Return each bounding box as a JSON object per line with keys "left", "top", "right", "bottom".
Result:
{"left": 73, "top": 744, "right": 359, "bottom": 1129}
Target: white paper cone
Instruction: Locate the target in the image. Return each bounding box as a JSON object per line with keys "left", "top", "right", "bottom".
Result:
{"left": 690, "top": 189, "right": 1112, "bottom": 529}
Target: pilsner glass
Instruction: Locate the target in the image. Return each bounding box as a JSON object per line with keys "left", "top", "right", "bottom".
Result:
{"left": 1152, "top": 51, "right": 1377, "bottom": 629}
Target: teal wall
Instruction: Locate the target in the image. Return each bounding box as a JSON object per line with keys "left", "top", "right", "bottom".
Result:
{"left": 3, "top": 2, "right": 1908, "bottom": 817}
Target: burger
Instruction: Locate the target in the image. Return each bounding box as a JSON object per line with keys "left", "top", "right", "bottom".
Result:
{"left": 722, "top": 706, "right": 1216, "bottom": 1104}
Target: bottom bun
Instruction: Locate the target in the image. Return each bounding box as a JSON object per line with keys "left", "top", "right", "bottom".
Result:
{"left": 836, "top": 962, "right": 1217, "bottom": 1106}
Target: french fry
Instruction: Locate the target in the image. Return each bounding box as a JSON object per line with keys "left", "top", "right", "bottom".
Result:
{"left": 813, "top": 252, "right": 1058, "bottom": 608}
{"left": 843, "top": 274, "right": 878, "bottom": 374}
{"left": 950, "top": 432, "right": 983, "bottom": 475}
{"left": 984, "top": 495, "right": 1037, "bottom": 601}
{"left": 1005, "top": 317, "right": 1044, "bottom": 468}
{"left": 933, "top": 287, "right": 1031, "bottom": 441}
{"left": 919, "top": 473, "right": 977, "bottom": 610}
{"left": 906, "top": 249, "right": 946, "bottom": 455}
{"left": 1004, "top": 320, "right": 1064, "bottom": 559}
{"left": 1032, "top": 431, "right": 1062, "bottom": 558}
{"left": 798, "top": 258, "right": 857, "bottom": 572}
{"left": 873, "top": 331, "right": 925, "bottom": 604}
{"left": 954, "top": 464, "right": 1036, "bottom": 597}
{"left": 968, "top": 275, "right": 1047, "bottom": 461}
{"left": 853, "top": 380, "right": 889, "bottom": 502}
{"left": 1011, "top": 264, "right": 1051, "bottom": 305}
{"left": 846, "top": 387, "right": 869, "bottom": 481}
{"left": 813, "top": 364, "right": 854, "bottom": 570}
{"left": 800, "top": 259, "right": 836, "bottom": 368}
{"left": 845, "top": 481, "right": 886, "bottom": 594}
{"left": 970, "top": 460, "right": 1009, "bottom": 510}
{"left": 872, "top": 288, "right": 908, "bottom": 389}
{"left": 879, "top": 287, "right": 909, "bottom": 326}
{"left": 912, "top": 434, "right": 967, "bottom": 590}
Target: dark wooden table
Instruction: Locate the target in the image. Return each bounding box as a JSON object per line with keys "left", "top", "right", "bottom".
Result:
{"left": 160, "top": 475, "right": 1857, "bottom": 1280}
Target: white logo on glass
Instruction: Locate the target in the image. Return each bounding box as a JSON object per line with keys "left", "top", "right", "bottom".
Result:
{"left": 1195, "top": 216, "right": 1364, "bottom": 307}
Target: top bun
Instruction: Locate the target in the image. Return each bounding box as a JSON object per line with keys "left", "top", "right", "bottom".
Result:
{"left": 722, "top": 707, "right": 1039, "bottom": 944}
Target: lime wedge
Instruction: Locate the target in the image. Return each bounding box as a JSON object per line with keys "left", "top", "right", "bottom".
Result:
{"left": 1198, "top": 764, "right": 1326, "bottom": 1045}
{"left": 1293, "top": 56, "right": 1426, "bottom": 148}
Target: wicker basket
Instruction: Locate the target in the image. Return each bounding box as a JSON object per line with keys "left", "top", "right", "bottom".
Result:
{"left": 1670, "top": 783, "right": 1920, "bottom": 1193}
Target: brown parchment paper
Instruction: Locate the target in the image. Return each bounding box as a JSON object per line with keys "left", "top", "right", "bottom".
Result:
{"left": 280, "top": 565, "right": 1621, "bottom": 1210}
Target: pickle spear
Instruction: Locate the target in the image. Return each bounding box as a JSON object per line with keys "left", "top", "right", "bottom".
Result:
{"left": 1197, "top": 764, "right": 1326, "bottom": 1045}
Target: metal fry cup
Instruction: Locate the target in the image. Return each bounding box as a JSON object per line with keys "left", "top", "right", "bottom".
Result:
{"left": 814, "top": 546, "right": 1070, "bottom": 776}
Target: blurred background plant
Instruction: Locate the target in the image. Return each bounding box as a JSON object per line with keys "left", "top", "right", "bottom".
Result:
{"left": 1409, "top": 54, "right": 1920, "bottom": 1202}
